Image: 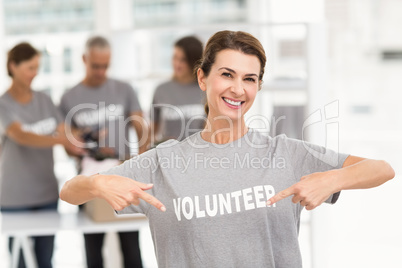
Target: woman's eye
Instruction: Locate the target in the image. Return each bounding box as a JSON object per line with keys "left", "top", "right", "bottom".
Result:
{"left": 222, "top": 72, "right": 232, "bottom": 78}
{"left": 245, "top": 77, "right": 256, "bottom": 82}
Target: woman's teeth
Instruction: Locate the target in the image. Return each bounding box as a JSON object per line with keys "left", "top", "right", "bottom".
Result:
{"left": 223, "top": 97, "right": 242, "bottom": 106}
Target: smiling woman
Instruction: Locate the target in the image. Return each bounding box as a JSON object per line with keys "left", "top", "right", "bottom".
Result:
{"left": 197, "top": 49, "right": 261, "bottom": 143}
{"left": 0, "top": 42, "right": 84, "bottom": 268}
{"left": 197, "top": 31, "right": 266, "bottom": 118}
{"left": 60, "top": 30, "right": 394, "bottom": 268}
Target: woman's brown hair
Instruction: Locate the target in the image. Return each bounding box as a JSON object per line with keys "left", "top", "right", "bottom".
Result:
{"left": 7, "top": 42, "right": 40, "bottom": 77}
{"left": 196, "top": 31, "right": 267, "bottom": 115}
{"left": 175, "top": 36, "right": 203, "bottom": 81}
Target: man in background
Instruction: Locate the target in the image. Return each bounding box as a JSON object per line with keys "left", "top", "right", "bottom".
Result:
{"left": 59, "top": 36, "right": 148, "bottom": 268}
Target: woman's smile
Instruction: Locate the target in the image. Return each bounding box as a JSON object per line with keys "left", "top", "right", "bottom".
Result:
{"left": 222, "top": 97, "right": 245, "bottom": 109}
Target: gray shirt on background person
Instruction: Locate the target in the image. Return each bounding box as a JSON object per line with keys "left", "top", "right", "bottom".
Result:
{"left": 59, "top": 78, "right": 142, "bottom": 160}
{"left": 101, "top": 129, "right": 349, "bottom": 268}
{"left": 0, "top": 91, "right": 62, "bottom": 208}
{"left": 151, "top": 80, "right": 206, "bottom": 142}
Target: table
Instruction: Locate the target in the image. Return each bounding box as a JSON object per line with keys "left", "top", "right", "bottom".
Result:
{"left": 0, "top": 211, "right": 148, "bottom": 268}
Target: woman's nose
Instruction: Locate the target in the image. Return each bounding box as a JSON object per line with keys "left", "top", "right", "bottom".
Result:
{"left": 230, "top": 79, "right": 245, "bottom": 96}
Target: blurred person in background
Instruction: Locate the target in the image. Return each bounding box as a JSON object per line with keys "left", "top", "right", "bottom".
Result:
{"left": 59, "top": 36, "right": 147, "bottom": 268}
{"left": 0, "top": 42, "right": 83, "bottom": 268}
{"left": 151, "top": 36, "right": 205, "bottom": 145}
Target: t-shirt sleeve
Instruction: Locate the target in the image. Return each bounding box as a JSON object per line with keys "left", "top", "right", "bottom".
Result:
{"left": 99, "top": 148, "right": 160, "bottom": 214}
{"left": 58, "top": 93, "right": 69, "bottom": 119}
{"left": 126, "top": 84, "right": 142, "bottom": 114}
{"left": 45, "top": 94, "right": 63, "bottom": 125}
{"left": 151, "top": 87, "right": 161, "bottom": 123}
{"left": 0, "top": 101, "right": 18, "bottom": 137}
{"left": 58, "top": 92, "right": 79, "bottom": 128}
{"left": 283, "top": 135, "right": 349, "bottom": 204}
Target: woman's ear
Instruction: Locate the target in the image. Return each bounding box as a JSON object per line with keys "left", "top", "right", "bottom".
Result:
{"left": 8, "top": 61, "right": 16, "bottom": 76}
{"left": 197, "top": 68, "right": 207, "bottom": 92}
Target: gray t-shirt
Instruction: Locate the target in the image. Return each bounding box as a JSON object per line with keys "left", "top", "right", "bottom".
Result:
{"left": 101, "top": 129, "right": 349, "bottom": 268}
{"left": 152, "top": 80, "right": 206, "bottom": 142}
{"left": 59, "top": 79, "right": 142, "bottom": 160}
{"left": 0, "top": 91, "right": 62, "bottom": 207}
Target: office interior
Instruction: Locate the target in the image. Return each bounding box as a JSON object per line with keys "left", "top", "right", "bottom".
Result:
{"left": 0, "top": 0, "right": 401, "bottom": 267}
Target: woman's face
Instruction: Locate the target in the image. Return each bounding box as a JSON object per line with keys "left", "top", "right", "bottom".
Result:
{"left": 172, "top": 46, "right": 192, "bottom": 81}
{"left": 10, "top": 55, "right": 40, "bottom": 88}
{"left": 198, "top": 49, "right": 261, "bottom": 122}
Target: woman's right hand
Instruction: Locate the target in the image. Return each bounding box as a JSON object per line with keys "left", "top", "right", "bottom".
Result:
{"left": 92, "top": 174, "right": 166, "bottom": 212}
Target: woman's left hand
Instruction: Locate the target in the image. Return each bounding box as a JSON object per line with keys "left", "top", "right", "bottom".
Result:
{"left": 267, "top": 170, "right": 339, "bottom": 210}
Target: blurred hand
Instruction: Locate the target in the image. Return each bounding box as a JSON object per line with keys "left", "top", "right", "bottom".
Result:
{"left": 97, "top": 146, "right": 116, "bottom": 157}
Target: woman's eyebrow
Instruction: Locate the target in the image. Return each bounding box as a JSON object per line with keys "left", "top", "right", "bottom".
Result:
{"left": 218, "top": 67, "right": 236, "bottom": 73}
{"left": 218, "top": 67, "right": 258, "bottom": 77}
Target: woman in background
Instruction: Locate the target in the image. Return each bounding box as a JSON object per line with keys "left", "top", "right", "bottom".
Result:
{"left": 151, "top": 36, "right": 206, "bottom": 145}
{"left": 0, "top": 42, "right": 82, "bottom": 268}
